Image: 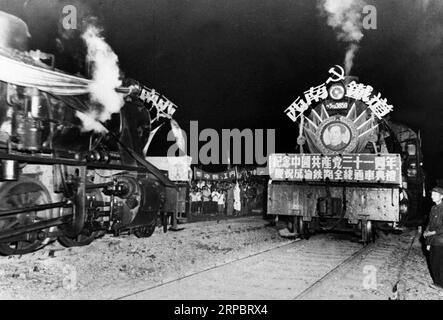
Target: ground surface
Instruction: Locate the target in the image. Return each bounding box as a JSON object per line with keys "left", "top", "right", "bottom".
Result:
{"left": 0, "top": 216, "right": 442, "bottom": 300}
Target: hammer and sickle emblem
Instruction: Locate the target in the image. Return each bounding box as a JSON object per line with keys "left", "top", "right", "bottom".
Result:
{"left": 326, "top": 65, "right": 345, "bottom": 84}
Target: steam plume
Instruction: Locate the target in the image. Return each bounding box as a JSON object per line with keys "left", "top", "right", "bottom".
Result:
{"left": 318, "top": 0, "right": 366, "bottom": 74}
{"left": 170, "top": 119, "right": 186, "bottom": 153}
{"left": 420, "top": 0, "right": 432, "bottom": 10}
{"left": 0, "top": 11, "right": 31, "bottom": 51}
{"left": 344, "top": 43, "right": 359, "bottom": 75}
{"left": 75, "top": 110, "right": 108, "bottom": 133}
{"left": 80, "top": 24, "right": 124, "bottom": 131}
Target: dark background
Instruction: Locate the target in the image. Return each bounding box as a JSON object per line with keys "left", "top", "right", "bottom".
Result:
{"left": 1, "top": 0, "right": 443, "bottom": 185}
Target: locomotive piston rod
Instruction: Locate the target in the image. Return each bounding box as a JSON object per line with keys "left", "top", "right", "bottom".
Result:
{"left": 85, "top": 182, "right": 114, "bottom": 190}
{"left": 0, "top": 201, "right": 71, "bottom": 217}
{"left": 0, "top": 215, "right": 72, "bottom": 240}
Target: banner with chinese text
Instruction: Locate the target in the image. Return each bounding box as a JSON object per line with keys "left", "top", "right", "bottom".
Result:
{"left": 254, "top": 167, "right": 269, "bottom": 176}
{"left": 268, "top": 153, "right": 401, "bottom": 185}
{"left": 193, "top": 168, "right": 238, "bottom": 181}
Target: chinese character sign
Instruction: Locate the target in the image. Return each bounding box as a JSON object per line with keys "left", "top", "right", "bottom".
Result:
{"left": 193, "top": 168, "right": 238, "bottom": 181}
{"left": 268, "top": 154, "right": 401, "bottom": 185}
{"left": 284, "top": 66, "right": 394, "bottom": 122}
{"left": 139, "top": 87, "right": 178, "bottom": 120}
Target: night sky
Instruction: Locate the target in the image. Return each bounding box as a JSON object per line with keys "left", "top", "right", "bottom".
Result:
{"left": 1, "top": 0, "right": 443, "bottom": 182}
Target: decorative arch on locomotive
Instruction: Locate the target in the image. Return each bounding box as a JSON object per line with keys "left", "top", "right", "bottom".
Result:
{"left": 268, "top": 66, "right": 424, "bottom": 242}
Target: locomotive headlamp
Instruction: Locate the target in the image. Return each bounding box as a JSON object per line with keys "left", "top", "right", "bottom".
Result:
{"left": 328, "top": 83, "right": 346, "bottom": 100}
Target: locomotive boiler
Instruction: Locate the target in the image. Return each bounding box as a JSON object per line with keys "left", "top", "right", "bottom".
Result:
{"left": 268, "top": 66, "right": 424, "bottom": 242}
{"left": 0, "top": 12, "right": 177, "bottom": 255}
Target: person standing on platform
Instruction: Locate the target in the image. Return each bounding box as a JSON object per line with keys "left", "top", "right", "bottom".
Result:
{"left": 202, "top": 186, "right": 211, "bottom": 214}
{"left": 246, "top": 183, "right": 257, "bottom": 215}
{"left": 227, "top": 183, "right": 234, "bottom": 216}
{"left": 240, "top": 182, "right": 247, "bottom": 215}
{"left": 217, "top": 189, "right": 225, "bottom": 214}
{"left": 424, "top": 187, "right": 443, "bottom": 292}
{"left": 223, "top": 189, "right": 228, "bottom": 214}
{"left": 195, "top": 188, "right": 202, "bottom": 214}
{"left": 233, "top": 182, "right": 241, "bottom": 216}
{"left": 189, "top": 189, "right": 197, "bottom": 214}
{"left": 211, "top": 188, "right": 220, "bottom": 214}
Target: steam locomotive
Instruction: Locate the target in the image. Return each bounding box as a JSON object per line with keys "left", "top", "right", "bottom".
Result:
{"left": 268, "top": 67, "right": 425, "bottom": 242}
{"left": 0, "top": 12, "right": 177, "bottom": 255}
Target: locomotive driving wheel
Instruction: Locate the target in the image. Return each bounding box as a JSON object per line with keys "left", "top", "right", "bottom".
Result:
{"left": 134, "top": 217, "right": 157, "bottom": 238}
{"left": 58, "top": 230, "right": 104, "bottom": 247}
{"left": 0, "top": 177, "right": 54, "bottom": 256}
{"left": 58, "top": 190, "right": 105, "bottom": 247}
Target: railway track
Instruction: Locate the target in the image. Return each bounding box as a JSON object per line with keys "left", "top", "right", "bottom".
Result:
{"left": 293, "top": 241, "right": 376, "bottom": 300}
{"left": 115, "top": 228, "right": 417, "bottom": 300}
{"left": 115, "top": 233, "right": 371, "bottom": 300}
{"left": 114, "top": 239, "right": 301, "bottom": 300}
{"left": 293, "top": 230, "right": 419, "bottom": 300}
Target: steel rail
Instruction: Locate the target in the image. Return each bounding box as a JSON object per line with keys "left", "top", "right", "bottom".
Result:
{"left": 114, "top": 238, "right": 302, "bottom": 300}
{"left": 292, "top": 242, "right": 375, "bottom": 300}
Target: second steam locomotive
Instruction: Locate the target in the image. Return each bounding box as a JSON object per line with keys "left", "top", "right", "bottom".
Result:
{"left": 268, "top": 66, "right": 424, "bottom": 242}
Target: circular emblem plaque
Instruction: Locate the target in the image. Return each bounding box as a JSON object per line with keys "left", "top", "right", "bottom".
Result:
{"left": 328, "top": 83, "right": 346, "bottom": 100}
{"left": 316, "top": 116, "right": 358, "bottom": 154}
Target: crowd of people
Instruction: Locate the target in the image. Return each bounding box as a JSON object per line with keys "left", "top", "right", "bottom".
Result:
{"left": 189, "top": 179, "right": 264, "bottom": 216}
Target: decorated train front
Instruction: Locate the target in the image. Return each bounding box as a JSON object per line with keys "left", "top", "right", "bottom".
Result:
{"left": 267, "top": 66, "right": 424, "bottom": 242}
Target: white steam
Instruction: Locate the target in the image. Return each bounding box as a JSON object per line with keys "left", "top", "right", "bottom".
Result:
{"left": 80, "top": 25, "right": 124, "bottom": 131}
{"left": 344, "top": 43, "right": 359, "bottom": 75}
{"left": 318, "top": 0, "right": 366, "bottom": 74}
{"left": 420, "top": 0, "right": 433, "bottom": 10}
{"left": 75, "top": 110, "right": 108, "bottom": 133}
{"left": 0, "top": 11, "right": 31, "bottom": 50}
{"left": 170, "top": 119, "right": 186, "bottom": 153}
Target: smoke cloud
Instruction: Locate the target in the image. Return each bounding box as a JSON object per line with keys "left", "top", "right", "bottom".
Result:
{"left": 318, "top": 0, "right": 366, "bottom": 74}
{"left": 80, "top": 24, "right": 124, "bottom": 131}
